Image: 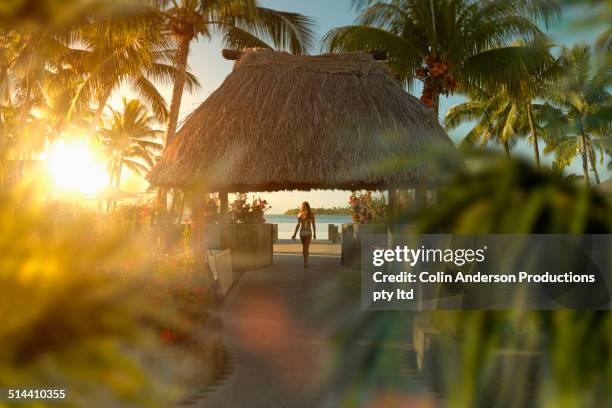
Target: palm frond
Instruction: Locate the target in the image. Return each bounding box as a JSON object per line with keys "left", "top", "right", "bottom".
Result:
{"left": 230, "top": 7, "right": 317, "bottom": 54}
{"left": 323, "top": 25, "right": 423, "bottom": 87}
{"left": 130, "top": 76, "right": 169, "bottom": 124}
{"left": 222, "top": 26, "right": 271, "bottom": 50}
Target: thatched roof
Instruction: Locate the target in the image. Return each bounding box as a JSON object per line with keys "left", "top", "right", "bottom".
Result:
{"left": 148, "top": 48, "right": 462, "bottom": 192}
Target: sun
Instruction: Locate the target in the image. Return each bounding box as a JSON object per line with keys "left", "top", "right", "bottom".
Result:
{"left": 46, "top": 139, "right": 110, "bottom": 195}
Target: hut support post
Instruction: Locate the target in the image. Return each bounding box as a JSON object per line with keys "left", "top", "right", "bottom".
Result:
{"left": 191, "top": 187, "right": 210, "bottom": 281}
{"left": 219, "top": 190, "right": 228, "bottom": 222}
{"left": 414, "top": 183, "right": 427, "bottom": 210}
{"left": 388, "top": 187, "right": 398, "bottom": 247}
{"left": 388, "top": 188, "right": 398, "bottom": 226}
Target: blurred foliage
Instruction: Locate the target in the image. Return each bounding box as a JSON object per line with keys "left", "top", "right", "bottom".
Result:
{"left": 416, "top": 157, "right": 611, "bottom": 234}
{"left": 0, "top": 190, "right": 216, "bottom": 407}
{"left": 415, "top": 158, "right": 612, "bottom": 407}
{"left": 323, "top": 157, "right": 611, "bottom": 407}
{"left": 109, "top": 201, "right": 184, "bottom": 252}
{"left": 108, "top": 250, "right": 213, "bottom": 344}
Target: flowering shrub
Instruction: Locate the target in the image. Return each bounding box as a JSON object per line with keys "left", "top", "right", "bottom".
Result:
{"left": 349, "top": 191, "right": 387, "bottom": 224}
{"left": 115, "top": 252, "right": 213, "bottom": 345}
{"left": 0, "top": 192, "right": 187, "bottom": 406}
{"left": 108, "top": 202, "right": 183, "bottom": 252}
{"left": 228, "top": 194, "right": 271, "bottom": 223}
{"left": 349, "top": 190, "right": 414, "bottom": 224}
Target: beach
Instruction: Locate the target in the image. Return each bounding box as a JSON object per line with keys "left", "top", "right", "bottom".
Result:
{"left": 264, "top": 214, "right": 352, "bottom": 240}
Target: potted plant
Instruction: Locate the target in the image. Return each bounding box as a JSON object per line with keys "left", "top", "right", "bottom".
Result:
{"left": 341, "top": 191, "right": 391, "bottom": 269}
{"left": 202, "top": 194, "right": 274, "bottom": 271}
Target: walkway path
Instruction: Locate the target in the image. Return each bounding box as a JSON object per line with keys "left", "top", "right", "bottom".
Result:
{"left": 185, "top": 245, "right": 440, "bottom": 407}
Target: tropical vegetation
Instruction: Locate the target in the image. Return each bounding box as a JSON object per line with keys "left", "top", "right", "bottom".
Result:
{"left": 101, "top": 98, "right": 163, "bottom": 193}
{"left": 285, "top": 206, "right": 352, "bottom": 216}
{"left": 157, "top": 0, "right": 316, "bottom": 144}
{"left": 0, "top": 0, "right": 611, "bottom": 406}
{"left": 540, "top": 44, "right": 612, "bottom": 185}
{"left": 324, "top": 0, "right": 559, "bottom": 114}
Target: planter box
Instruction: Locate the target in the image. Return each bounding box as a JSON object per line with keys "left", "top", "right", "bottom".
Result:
{"left": 341, "top": 223, "right": 388, "bottom": 269}
{"left": 207, "top": 249, "right": 233, "bottom": 296}
{"left": 203, "top": 223, "right": 273, "bottom": 271}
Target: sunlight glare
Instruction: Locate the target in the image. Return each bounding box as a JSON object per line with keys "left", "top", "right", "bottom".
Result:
{"left": 47, "top": 140, "right": 109, "bottom": 195}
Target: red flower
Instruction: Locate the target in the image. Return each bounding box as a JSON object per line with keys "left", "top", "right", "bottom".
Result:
{"left": 161, "top": 329, "right": 174, "bottom": 343}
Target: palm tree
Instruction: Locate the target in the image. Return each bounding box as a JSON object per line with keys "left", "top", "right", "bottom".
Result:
{"left": 324, "top": 0, "right": 559, "bottom": 115}
{"left": 158, "top": 0, "right": 316, "bottom": 144}
{"left": 61, "top": 10, "right": 200, "bottom": 127}
{"left": 541, "top": 44, "right": 612, "bottom": 186}
{"left": 446, "top": 87, "right": 525, "bottom": 157}
{"left": 100, "top": 98, "right": 163, "bottom": 198}
{"left": 445, "top": 39, "right": 558, "bottom": 166}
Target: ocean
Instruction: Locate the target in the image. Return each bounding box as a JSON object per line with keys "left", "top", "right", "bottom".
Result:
{"left": 264, "top": 214, "right": 352, "bottom": 240}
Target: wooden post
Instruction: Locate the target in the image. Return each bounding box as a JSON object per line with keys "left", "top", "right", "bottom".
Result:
{"left": 191, "top": 187, "right": 206, "bottom": 273}
{"left": 191, "top": 187, "right": 219, "bottom": 302}
{"left": 388, "top": 187, "right": 398, "bottom": 225}
{"left": 414, "top": 183, "right": 427, "bottom": 210}
{"left": 219, "top": 190, "right": 228, "bottom": 222}
{"left": 388, "top": 187, "right": 397, "bottom": 247}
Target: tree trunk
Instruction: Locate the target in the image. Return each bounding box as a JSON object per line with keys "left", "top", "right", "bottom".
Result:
{"left": 587, "top": 141, "right": 601, "bottom": 185}
{"left": 106, "top": 166, "right": 115, "bottom": 212}
{"left": 91, "top": 87, "right": 113, "bottom": 132}
{"left": 420, "top": 77, "right": 440, "bottom": 116}
{"left": 165, "top": 35, "right": 192, "bottom": 146}
{"left": 580, "top": 132, "right": 590, "bottom": 188}
{"left": 158, "top": 35, "right": 191, "bottom": 209}
{"left": 526, "top": 103, "right": 540, "bottom": 169}
{"left": 113, "top": 163, "right": 122, "bottom": 210}
{"left": 502, "top": 140, "right": 511, "bottom": 158}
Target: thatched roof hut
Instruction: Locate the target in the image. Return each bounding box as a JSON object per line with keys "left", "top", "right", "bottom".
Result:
{"left": 148, "top": 48, "right": 462, "bottom": 192}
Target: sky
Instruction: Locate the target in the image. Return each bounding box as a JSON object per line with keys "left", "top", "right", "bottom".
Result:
{"left": 112, "top": 0, "right": 611, "bottom": 213}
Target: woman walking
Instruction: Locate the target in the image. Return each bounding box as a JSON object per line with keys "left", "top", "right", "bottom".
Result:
{"left": 292, "top": 201, "right": 316, "bottom": 268}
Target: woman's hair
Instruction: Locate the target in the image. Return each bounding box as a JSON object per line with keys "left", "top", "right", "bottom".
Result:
{"left": 299, "top": 201, "right": 312, "bottom": 220}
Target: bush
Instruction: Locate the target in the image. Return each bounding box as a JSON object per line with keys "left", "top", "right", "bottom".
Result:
{"left": 416, "top": 159, "right": 612, "bottom": 406}
{"left": 0, "top": 193, "right": 174, "bottom": 407}
{"left": 228, "top": 194, "right": 271, "bottom": 223}
{"left": 349, "top": 190, "right": 413, "bottom": 224}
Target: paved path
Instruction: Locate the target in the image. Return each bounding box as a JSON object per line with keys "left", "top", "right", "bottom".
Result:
{"left": 273, "top": 239, "right": 341, "bottom": 256}
{"left": 186, "top": 251, "right": 440, "bottom": 408}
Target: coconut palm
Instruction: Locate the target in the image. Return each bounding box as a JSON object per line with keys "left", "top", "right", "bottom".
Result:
{"left": 446, "top": 39, "right": 558, "bottom": 166}
{"left": 324, "top": 0, "right": 559, "bottom": 115}
{"left": 446, "top": 87, "right": 526, "bottom": 157}
{"left": 158, "top": 0, "right": 316, "bottom": 144}
{"left": 540, "top": 44, "right": 612, "bottom": 186}
{"left": 100, "top": 98, "right": 163, "bottom": 195}
{"left": 62, "top": 11, "right": 200, "bottom": 127}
